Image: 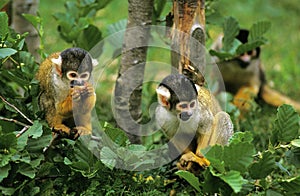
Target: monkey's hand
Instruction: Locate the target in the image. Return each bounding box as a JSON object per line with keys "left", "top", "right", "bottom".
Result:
{"left": 52, "top": 124, "right": 91, "bottom": 140}
{"left": 70, "top": 126, "right": 92, "bottom": 139}
{"left": 72, "top": 82, "right": 96, "bottom": 113}
{"left": 52, "top": 124, "right": 72, "bottom": 137}
{"left": 177, "top": 151, "right": 210, "bottom": 171}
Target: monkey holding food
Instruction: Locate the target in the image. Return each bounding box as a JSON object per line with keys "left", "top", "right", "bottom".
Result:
{"left": 36, "top": 47, "right": 97, "bottom": 139}
{"left": 155, "top": 74, "right": 233, "bottom": 171}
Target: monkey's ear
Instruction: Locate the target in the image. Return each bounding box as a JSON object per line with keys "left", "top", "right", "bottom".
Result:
{"left": 92, "top": 59, "right": 98, "bottom": 67}
{"left": 156, "top": 85, "right": 171, "bottom": 108}
{"left": 51, "top": 55, "right": 63, "bottom": 77}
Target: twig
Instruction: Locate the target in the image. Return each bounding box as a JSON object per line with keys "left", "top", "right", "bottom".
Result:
{"left": 16, "top": 126, "right": 30, "bottom": 138}
{"left": 0, "top": 94, "right": 33, "bottom": 125}
{"left": 0, "top": 116, "right": 30, "bottom": 127}
{"left": 43, "top": 133, "right": 59, "bottom": 153}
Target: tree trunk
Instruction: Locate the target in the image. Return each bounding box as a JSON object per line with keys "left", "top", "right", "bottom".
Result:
{"left": 12, "top": 0, "right": 40, "bottom": 62}
{"left": 171, "top": 0, "right": 205, "bottom": 86}
{"left": 114, "top": 0, "right": 153, "bottom": 143}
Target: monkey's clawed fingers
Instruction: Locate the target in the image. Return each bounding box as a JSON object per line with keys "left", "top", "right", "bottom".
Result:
{"left": 177, "top": 151, "right": 210, "bottom": 171}
{"left": 71, "top": 85, "right": 94, "bottom": 101}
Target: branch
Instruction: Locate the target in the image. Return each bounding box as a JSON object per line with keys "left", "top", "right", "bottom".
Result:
{"left": 171, "top": 0, "right": 206, "bottom": 86}
{"left": 0, "top": 116, "right": 31, "bottom": 138}
{"left": 0, "top": 116, "right": 30, "bottom": 127}
{"left": 0, "top": 95, "right": 34, "bottom": 138}
{"left": 114, "top": 0, "right": 154, "bottom": 143}
{"left": 16, "top": 126, "right": 31, "bottom": 138}
{"left": 0, "top": 94, "right": 33, "bottom": 125}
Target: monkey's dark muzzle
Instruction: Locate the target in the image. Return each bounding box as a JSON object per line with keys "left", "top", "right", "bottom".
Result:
{"left": 180, "top": 112, "right": 192, "bottom": 121}
{"left": 70, "top": 80, "right": 84, "bottom": 87}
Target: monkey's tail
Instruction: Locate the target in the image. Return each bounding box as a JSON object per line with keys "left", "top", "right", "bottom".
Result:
{"left": 260, "top": 84, "right": 300, "bottom": 113}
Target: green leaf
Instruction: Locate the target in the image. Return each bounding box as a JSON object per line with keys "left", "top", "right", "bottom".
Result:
{"left": 0, "top": 12, "right": 9, "bottom": 36}
{"left": 285, "top": 148, "right": 300, "bottom": 168}
{"left": 17, "top": 121, "right": 43, "bottom": 151}
{"left": 0, "top": 132, "right": 17, "bottom": 150}
{"left": 266, "top": 189, "right": 284, "bottom": 196}
{"left": 77, "top": 25, "right": 102, "bottom": 50}
{"left": 274, "top": 104, "right": 300, "bottom": 143}
{"left": 236, "top": 39, "right": 266, "bottom": 55}
{"left": 95, "top": 0, "right": 112, "bottom": 9}
{"left": 0, "top": 186, "right": 15, "bottom": 195}
{"left": 279, "top": 176, "right": 300, "bottom": 194}
{"left": 65, "top": 1, "right": 79, "bottom": 18}
{"left": 26, "top": 135, "right": 52, "bottom": 153}
{"left": 249, "top": 21, "right": 271, "bottom": 42}
{"left": 209, "top": 49, "right": 234, "bottom": 60}
{"left": 249, "top": 151, "right": 276, "bottom": 179}
{"left": 0, "top": 164, "right": 10, "bottom": 182}
{"left": 0, "top": 154, "right": 13, "bottom": 167}
{"left": 100, "top": 146, "right": 117, "bottom": 170}
{"left": 222, "top": 17, "right": 239, "bottom": 52}
{"left": 206, "top": 11, "right": 224, "bottom": 26}
{"left": 291, "top": 139, "right": 300, "bottom": 147}
{"left": 63, "top": 141, "right": 100, "bottom": 178}
{"left": 224, "top": 142, "right": 255, "bottom": 173}
{"left": 103, "top": 122, "right": 129, "bottom": 146}
{"left": 229, "top": 131, "right": 253, "bottom": 144}
{"left": 218, "top": 170, "right": 245, "bottom": 193}
{"left": 205, "top": 145, "right": 225, "bottom": 173}
{"left": 22, "top": 14, "right": 41, "bottom": 30}
{"left": 18, "top": 163, "right": 36, "bottom": 179}
{"left": 0, "top": 48, "right": 18, "bottom": 59}
{"left": 107, "top": 19, "right": 127, "bottom": 48}
{"left": 175, "top": 170, "right": 201, "bottom": 192}
{"left": 80, "top": 0, "right": 96, "bottom": 7}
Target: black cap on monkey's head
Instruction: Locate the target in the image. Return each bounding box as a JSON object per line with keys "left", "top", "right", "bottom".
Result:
{"left": 157, "top": 74, "right": 198, "bottom": 110}
{"left": 236, "top": 29, "right": 260, "bottom": 58}
{"left": 60, "top": 47, "right": 93, "bottom": 74}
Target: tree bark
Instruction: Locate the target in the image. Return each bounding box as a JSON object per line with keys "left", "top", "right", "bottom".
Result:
{"left": 12, "top": 0, "right": 40, "bottom": 62}
{"left": 114, "top": 0, "right": 153, "bottom": 143}
{"left": 171, "top": 0, "right": 205, "bottom": 86}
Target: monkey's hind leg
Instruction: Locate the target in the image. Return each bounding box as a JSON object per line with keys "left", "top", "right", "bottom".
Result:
{"left": 179, "top": 112, "right": 233, "bottom": 171}
{"left": 233, "top": 86, "right": 259, "bottom": 117}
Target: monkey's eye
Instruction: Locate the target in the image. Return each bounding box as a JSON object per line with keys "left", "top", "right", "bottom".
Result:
{"left": 178, "top": 103, "right": 188, "bottom": 109}
{"left": 189, "top": 100, "right": 196, "bottom": 108}
{"left": 67, "top": 71, "right": 78, "bottom": 80}
{"left": 80, "top": 72, "right": 90, "bottom": 80}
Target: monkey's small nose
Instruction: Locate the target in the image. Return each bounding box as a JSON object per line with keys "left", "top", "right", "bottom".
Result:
{"left": 180, "top": 112, "right": 192, "bottom": 121}
{"left": 70, "top": 80, "right": 84, "bottom": 87}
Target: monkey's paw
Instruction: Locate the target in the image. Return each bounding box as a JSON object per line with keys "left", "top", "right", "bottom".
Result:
{"left": 72, "top": 84, "right": 95, "bottom": 102}
{"left": 70, "top": 126, "right": 92, "bottom": 140}
{"left": 177, "top": 151, "right": 210, "bottom": 171}
{"left": 52, "top": 124, "right": 72, "bottom": 138}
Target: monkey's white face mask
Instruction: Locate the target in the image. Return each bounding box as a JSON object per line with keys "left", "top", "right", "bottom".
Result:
{"left": 155, "top": 85, "right": 203, "bottom": 137}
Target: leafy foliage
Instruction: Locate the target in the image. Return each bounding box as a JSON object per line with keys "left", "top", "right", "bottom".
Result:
{"left": 53, "top": 0, "right": 107, "bottom": 50}
{"left": 209, "top": 17, "right": 271, "bottom": 60}
{"left": 1, "top": 1, "right": 300, "bottom": 195}
{"left": 179, "top": 105, "right": 300, "bottom": 195}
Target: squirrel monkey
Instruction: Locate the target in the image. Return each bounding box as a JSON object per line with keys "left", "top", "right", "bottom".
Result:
{"left": 212, "top": 29, "right": 300, "bottom": 114}
{"left": 155, "top": 74, "right": 233, "bottom": 171}
{"left": 36, "top": 47, "right": 98, "bottom": 139}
